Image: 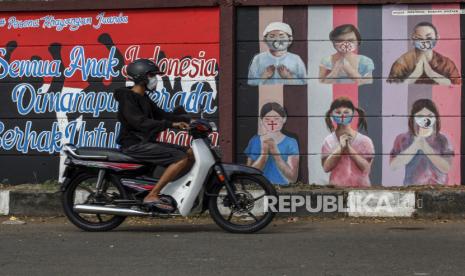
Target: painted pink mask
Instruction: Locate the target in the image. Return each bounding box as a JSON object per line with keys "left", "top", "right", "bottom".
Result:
{"left": 335, "top": 41, "right": 356, "bottom": 53}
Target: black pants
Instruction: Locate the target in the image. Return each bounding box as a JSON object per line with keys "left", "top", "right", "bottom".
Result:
{"left": 122, "top": 142, "right": 188, "bottom": 166}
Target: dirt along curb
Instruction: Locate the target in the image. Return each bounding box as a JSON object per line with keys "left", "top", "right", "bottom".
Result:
{"left": 1, "top": 184, "right": 465, "bottom": 218}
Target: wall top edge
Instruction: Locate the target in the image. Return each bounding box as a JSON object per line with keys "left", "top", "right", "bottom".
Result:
{"left": 0, "top": 0, "right": 461, "bottom": 12}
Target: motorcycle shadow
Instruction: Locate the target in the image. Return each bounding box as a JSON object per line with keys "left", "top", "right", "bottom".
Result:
{"left": 115, "top": 223, "right": 221, "bottom": 233}
{"left": 108, "top": 221, "right": 315, "bottom": 234}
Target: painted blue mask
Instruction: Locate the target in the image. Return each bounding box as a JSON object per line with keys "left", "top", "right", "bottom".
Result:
{"left": 414, "top": 39, "right": 437, "bottom": 51}
{"left": 332, "top": 115, "right": 353, "bottom": 126}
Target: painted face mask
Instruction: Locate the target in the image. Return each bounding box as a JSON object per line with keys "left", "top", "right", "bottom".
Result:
{"left": 332, "top": 114, "right": 353, "bottom": 126}
{"left": 415, "top": 116, "right": 436, "bottom": 129}
{"left": 263, "top": 118, "right": 283, "bottom": 133}
{"left": 334, "top": 41, "right": 357, "bottom": 53}
{"left": 414, "top": 39, "right": 437, "bottom": 51}
{"left": 146, "top": 76, "right": 157, "bottom": 91}
{"left": 265, "top": 37, "right": 292, "bottom": 51}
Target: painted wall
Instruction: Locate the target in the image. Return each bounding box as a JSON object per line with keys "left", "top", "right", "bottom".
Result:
{"left": 0, "top": 8, "right": 219, "bottom": 184}
{"left": 236, "top": 4, "right": 463, "bottom": 187}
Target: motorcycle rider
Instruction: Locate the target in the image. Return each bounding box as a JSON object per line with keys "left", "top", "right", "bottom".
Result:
{"left": 114, "top": 59, "right": 194, "bottom": 212}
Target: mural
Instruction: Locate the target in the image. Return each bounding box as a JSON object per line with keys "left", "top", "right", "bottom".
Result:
{"left": 321, "top": 97, "right": 374, "bottom": 187}
{"left": 387, "top": 21, "right": 460, "bottom": 85}
{"left": 244, "top": 102, "right": 300, "bottom": 185}
{"left": 0, "top": 8, "right": 220, "bottom": 184}
{"left": 390, "top": 98, "right": 454, "bottom": 185}
{"left": 236, "top": 4, "right": 463, "bottom": 187}
{"left": 319, "top": 24, "right": 374, "bottom": 85}
{"left": 247, "top": 22, "right": 307, "bottom": 86}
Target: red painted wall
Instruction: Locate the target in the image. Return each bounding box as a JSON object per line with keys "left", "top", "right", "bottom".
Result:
{"left": 0, "top": 8, "right": 220, "bottom": 184}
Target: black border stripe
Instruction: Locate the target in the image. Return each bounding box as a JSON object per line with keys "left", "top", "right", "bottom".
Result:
{"left": 358, "top": 5, "right": 383, "bottom": 186}
{"left": 235, "top": 7, "right": 259, "bottom": 164}
{"left": 283, "top": 6, "right": 309, "bottom": 183}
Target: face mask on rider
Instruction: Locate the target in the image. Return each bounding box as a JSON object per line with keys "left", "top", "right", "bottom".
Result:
{"left": 413, "top": 39, "right": 437, "bottom": 51}
{"left": 146, "top": 76, "right": 157, "bottom": 91}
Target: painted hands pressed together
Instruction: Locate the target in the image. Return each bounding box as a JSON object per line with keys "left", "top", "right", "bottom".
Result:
{"left": 261, "top": 64, "right": 295, "bottom": 79}
{"left": 407, "top": 53, "right": 451, "bottom": 85}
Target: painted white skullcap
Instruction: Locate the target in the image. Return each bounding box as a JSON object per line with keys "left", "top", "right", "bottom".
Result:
{"left": 263, "top": 22, "right": 293, "bottom": 37}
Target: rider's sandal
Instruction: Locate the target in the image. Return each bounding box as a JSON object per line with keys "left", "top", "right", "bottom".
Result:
{"left": 143, "top": 198, "right": 175, "bottom": 213}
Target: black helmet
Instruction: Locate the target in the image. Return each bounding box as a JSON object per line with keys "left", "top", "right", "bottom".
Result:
{"left": 126, "top": 59, "right": 163, "bottom": 84}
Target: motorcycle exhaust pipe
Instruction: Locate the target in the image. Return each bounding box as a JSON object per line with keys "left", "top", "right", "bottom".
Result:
{"left": 73, "top": 204, "right": 151, "bottom": 216}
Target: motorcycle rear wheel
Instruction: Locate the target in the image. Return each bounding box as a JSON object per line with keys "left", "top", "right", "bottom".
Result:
{"left": 208, "top": 174, "right": 277, "bottom": 233}
{"left": 62, "top": 173, "right": 127, "bottom": 232}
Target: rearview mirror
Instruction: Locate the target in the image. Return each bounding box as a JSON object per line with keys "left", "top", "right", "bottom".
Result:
{"left": 209, "top": 122, "right": 217, "bottom": 132}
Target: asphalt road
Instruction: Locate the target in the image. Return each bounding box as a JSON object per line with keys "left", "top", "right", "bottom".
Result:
{"left": 1, "top": 216, "right": 465, "bottom": 276}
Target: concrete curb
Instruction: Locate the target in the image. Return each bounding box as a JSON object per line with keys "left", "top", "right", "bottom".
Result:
{"left": 0, "top": 190, "right": 9, "bottom": 215}
{"left": 0, "top": 188, "right": 464, "bottom": 218}
{"left": 415, "top": 190, "right": 465, "bottom": 218}
{"left": 8, "top": 191, "right": 62, "bottom": 216}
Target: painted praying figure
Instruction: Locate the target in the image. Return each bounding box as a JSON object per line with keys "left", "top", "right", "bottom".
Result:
{"left": 390, "top": 99, "right": 454, "bottom": 185}
{"left": 319, "top": 24, "right": 374, "bottom": 85}
{"left": 248, "top": 22, "right": 307, "bottom": 86}
{"left": 321, "top": 97, "right": 374, "bottom": 187}
{"left": 245, "top": 102, "right": 300, "bottom": 185}
{"left": 387, "top": 22, "right": 460, "bottom": 85}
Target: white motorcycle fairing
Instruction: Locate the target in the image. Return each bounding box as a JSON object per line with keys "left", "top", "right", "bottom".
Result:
{"left": 160, "top": 138, "right": 216, "bottom": 216}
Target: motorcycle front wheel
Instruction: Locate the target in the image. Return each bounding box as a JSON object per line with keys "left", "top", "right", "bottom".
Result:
{"left": 208, "top": 174, "right": 277, "bottom": 233}
{"left": 62, "top": 173, "right": 127, "bottom": 232}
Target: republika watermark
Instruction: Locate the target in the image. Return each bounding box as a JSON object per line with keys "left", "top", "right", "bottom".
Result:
{"left": 263, "top": 193, "right": 418, "bottom": 214}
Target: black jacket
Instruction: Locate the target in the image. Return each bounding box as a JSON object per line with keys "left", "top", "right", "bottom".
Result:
{"left": 114, "top": 87, "right": 189, "bottom": 148}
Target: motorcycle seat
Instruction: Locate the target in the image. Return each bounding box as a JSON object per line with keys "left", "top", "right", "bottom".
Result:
{"left": 75, "top": 147, "right": 140, "bottom": 163}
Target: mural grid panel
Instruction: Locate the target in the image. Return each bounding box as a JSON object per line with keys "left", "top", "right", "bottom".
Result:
{"left": 236, "top": 4, "right": 463, "bottom": 187}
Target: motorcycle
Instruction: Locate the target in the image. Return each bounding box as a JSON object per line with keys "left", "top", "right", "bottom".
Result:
{"left": 60, "top": 119, "right": 277, "bottom": 233}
